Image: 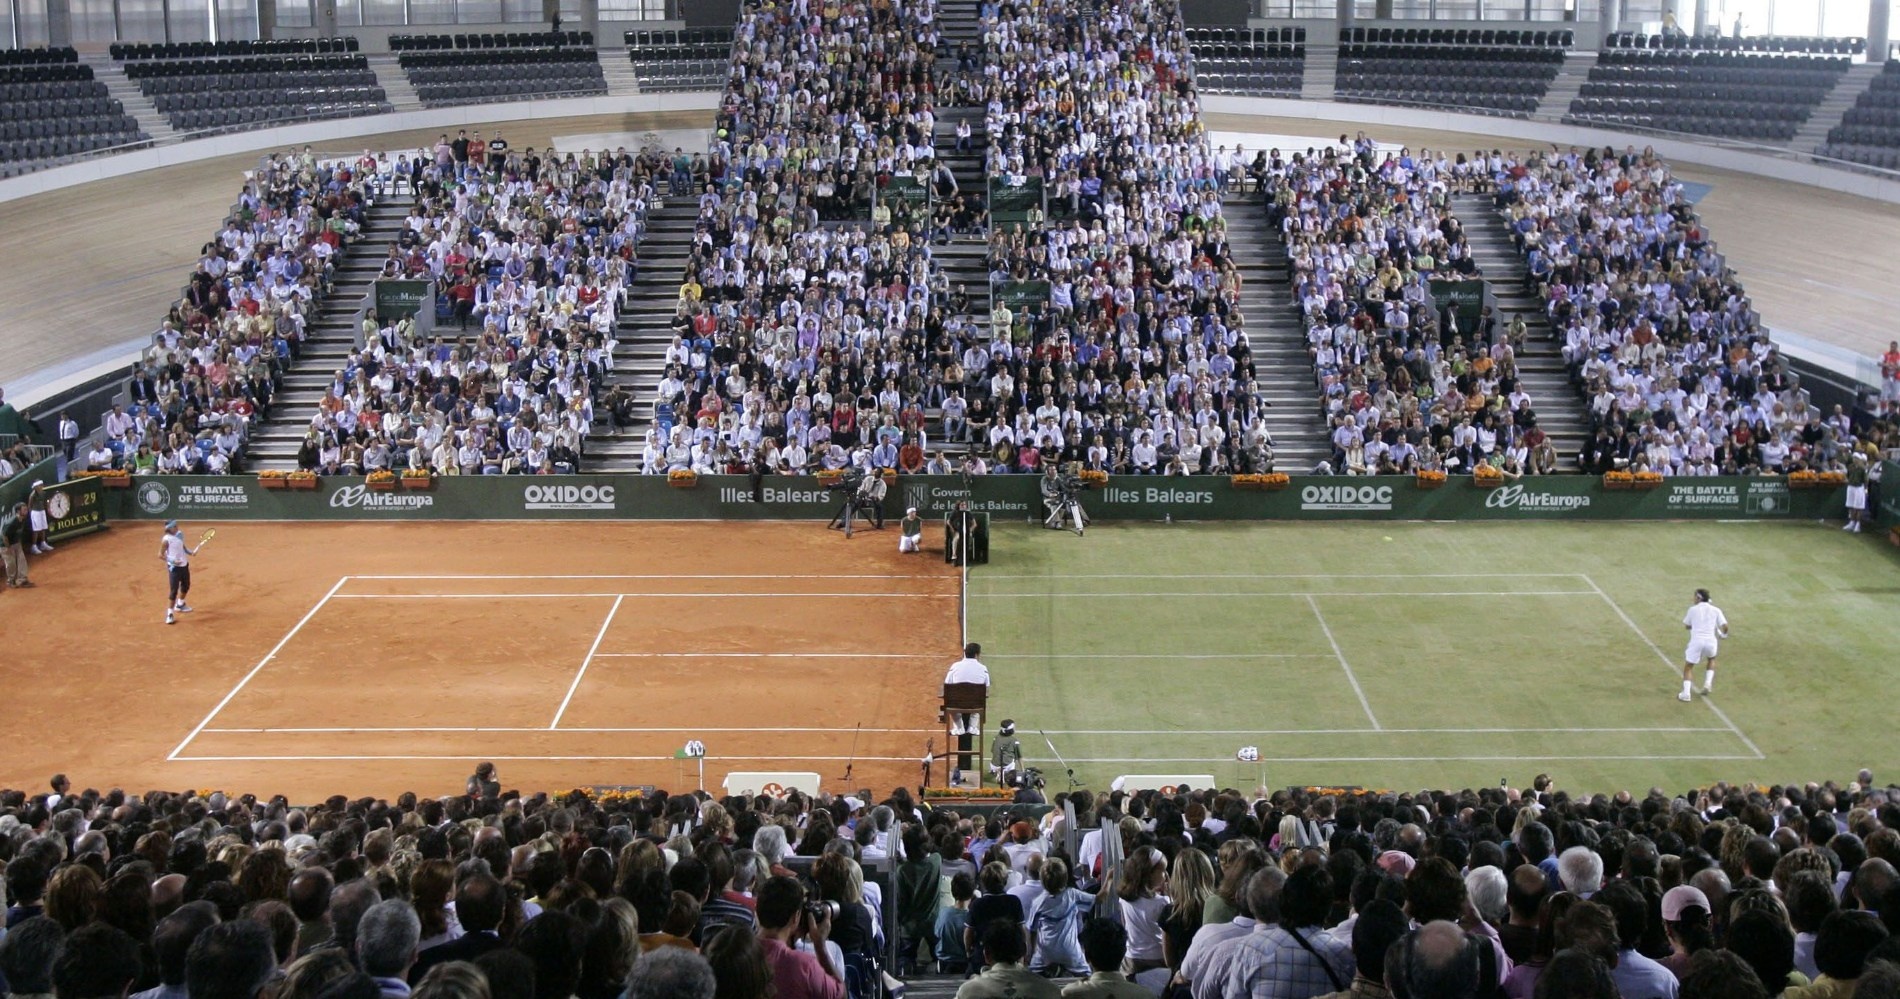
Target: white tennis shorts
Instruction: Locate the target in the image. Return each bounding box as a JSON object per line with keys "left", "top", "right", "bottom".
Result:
{"left": 1846, "top": 485, "right": 1868, "bottom": 511}
{"left": 1685, "top": 638, "right": 1719, "bottom": 664}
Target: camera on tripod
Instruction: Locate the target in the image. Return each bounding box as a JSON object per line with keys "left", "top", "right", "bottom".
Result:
{"left": 1006, "top": 766, "right": 1045, "bottom": 791}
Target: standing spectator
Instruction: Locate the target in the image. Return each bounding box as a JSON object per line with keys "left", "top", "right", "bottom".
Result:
{"left": 1118, "top": 847, "right": 1172, "bottom": 976}
{"left": 936, "top": 872, "right": 975, "bottom": 974}
{"left": 2, "top": 500, "right": 32, "bottom": 588}
{"left": 897, "top": 825, "right": 943, "bottom": 975}
{"left": 57, "top": 411, "right": 78, "bottom": 461}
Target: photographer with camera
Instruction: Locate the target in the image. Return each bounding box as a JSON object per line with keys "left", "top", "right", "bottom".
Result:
{"left": 756, "top": 875, "right": 846, "bottom": 999}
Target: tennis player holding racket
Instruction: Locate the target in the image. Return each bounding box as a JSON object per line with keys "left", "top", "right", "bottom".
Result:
{"left": 161, "top": 520, "right": 214, "bottom": 624}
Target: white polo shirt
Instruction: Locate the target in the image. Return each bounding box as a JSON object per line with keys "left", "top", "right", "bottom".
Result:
{"left": 944, "top": 656, "right": 989, "bottom": 686}
{"left": 1684, "top": 602, "right": 1727, "bottom": 641}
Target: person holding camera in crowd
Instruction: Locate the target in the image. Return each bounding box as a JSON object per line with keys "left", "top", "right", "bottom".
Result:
{"left": 757, "top": 875, "right": 846, "bottom": 999}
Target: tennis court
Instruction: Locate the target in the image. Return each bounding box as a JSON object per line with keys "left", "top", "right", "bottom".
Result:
{"left": 2, "top": 522, "right": 959, "bottom": 799}
{"left": 971, "top": 520, "right": 1900, "bottom": 793}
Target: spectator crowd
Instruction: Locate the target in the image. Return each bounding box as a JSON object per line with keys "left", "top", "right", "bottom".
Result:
{"left": 282, "top": 138, "right": 672, "bottom": 477}
{"left": 1494, "top": 145, "right": 1885, "bottom": 478}
{"left": 94, "top": 149, "right": 372, "bottom": 477}
{"left": 3, "top": 772, "right": 1900, "bottom": 999}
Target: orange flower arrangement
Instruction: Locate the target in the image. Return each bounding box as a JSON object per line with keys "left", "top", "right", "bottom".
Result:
{"left": 1077, "top": 469, "right": 1109, "bottom": 484}
{"left": 1603, "top": 470, "right": 1635, "bottom": 489}
{"left": 1231, "top": 472, "right": 1290, "bottom": 490}
{"left": 1631, "top": 470, "right": 1664, "bottom": 488}
{"left": 667, "top": 469, "right": 700, "bottom": 488}
{"left": 1415, "top": 469, "right": 1447, "bottom": 488}
{"left": 1788, "top": 470, "right": 1824, "bottom": 488}
{"left": 367, "top": 470, "right": 397, "bottom": 483}
{"left": 1473, "top": 465, "right": 1505, "bottom": 486}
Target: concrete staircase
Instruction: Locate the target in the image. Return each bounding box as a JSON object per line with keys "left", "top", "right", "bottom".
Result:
{"left": 580, "top": 200, "right": 701, "bottom": 469}
{"left": 245, "top": 202, "right": 412, "bottom": 470}
{"left": 1300, "top": 44, "right": 1337, "bottom": 101}
{"left": 1449, "top": 192, "right": 1591, "bottom": 466}
{"left": 368, "top": 55, "right": 422, "bottom": 112}
{"left": 1792, "top": 62, "right": 1882, "bottom": 153}
{"left": 1221, "top": 196, "right": 1330, "bottom": 471}
{"left": 936, "top": 0, "right": 983, "bottom": 47}
{"left": 599, "top": 49, "right": 644, "bottom": 97}
{"left": 1535, "top": 50, "right": 1598, "bottom": 119}
{"left": 933, "top": 105, "right": 992, "bottom": 331}
{"left": 83, "top": 54, "right": 178, "bottom": 146}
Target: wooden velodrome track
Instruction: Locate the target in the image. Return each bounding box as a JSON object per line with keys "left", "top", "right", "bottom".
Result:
{"left": 2, "top": 109, "right": 1898, "bottom": 395}
{"left": 0, "top": 522, "right": 959, "bottom": 800}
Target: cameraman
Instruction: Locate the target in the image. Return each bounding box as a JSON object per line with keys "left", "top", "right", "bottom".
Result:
{"left": 757, "top": 875, "right": 846, "bottom": 999}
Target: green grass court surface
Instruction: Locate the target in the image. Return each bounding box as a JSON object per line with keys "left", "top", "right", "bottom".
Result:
{"left": 969, "top": 520, "right": 1900, "bottom": 795}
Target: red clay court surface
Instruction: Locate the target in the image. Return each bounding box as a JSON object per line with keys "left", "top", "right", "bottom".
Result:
{"left": 0, "top": 522, "right": 959, "bottom": 801}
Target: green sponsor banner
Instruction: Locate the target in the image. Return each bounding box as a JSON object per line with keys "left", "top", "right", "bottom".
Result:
{"left": 994, "top": 281, "right": 1051, "bottom": 313}
{"left": 42, "top": 476, "right": 105, "bottom": 540}
{"left": 106, "top": 473, "right": 1842, "bottom": 523}
{"left": 989, "top": 176, "right": 1043, "bottom": 225}
{"left": 883, "top": 175, "right": 929, "bottom": 211}
{"left": 1430, "top": 278, "right": 1487, "bottom": 333}
{"left": 374, "top": 280, "right": 432, "bottom": 320}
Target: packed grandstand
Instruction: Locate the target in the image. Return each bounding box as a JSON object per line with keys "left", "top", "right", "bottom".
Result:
{"left": 4, "top": 0, "right": 1900, "bottom": 994}
{"left": 3, "top": 777, "right": 1900, "bottom": 999}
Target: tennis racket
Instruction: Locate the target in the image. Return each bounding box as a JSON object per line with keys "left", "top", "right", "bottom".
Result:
{"left": 198, "top": 528, "right": 217, "bottom": 548}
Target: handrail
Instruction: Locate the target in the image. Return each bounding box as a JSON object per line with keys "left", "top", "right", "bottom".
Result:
{"left": 1264, "top": 92, "right": 1900, "bottom": 182}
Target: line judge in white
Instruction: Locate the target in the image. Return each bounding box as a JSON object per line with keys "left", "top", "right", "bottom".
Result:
{"left": 1680, "top": 588, "right": 1729, "bottom": 702}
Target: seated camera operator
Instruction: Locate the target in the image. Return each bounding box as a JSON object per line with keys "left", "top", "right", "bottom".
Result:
{"left": 757, "top": 875, "right": 846, "bottom": 999}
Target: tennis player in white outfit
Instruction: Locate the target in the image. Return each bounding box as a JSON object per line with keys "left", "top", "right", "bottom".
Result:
{"left": 160, "top": 520, "right": 202, "bottom": 625}
{"left": 1680, "top": 588, "right": 1729, "bottom": 701}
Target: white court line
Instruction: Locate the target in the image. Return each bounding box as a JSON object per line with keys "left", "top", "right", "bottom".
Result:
{"left": 1053, "top": 754, "right": 1762, "bottom": 763}
{"left": 350, "top": 574, "right": 928, "bottom": 580}
{"left": 1306, "top": 594, "right": 1382, "bottom": 730}
{"left": 589, "top": 652, "right": 941, "bottom": 659}
{"left": 976, "top": 573, "right": 1588, "bottom": 579}
{"left": 330, "top": 592, "right": 947, "bottom": 599}
{"left": 1037, "top": 726, "right": 1730, "bottom": 735}
{"left": 971, "top": 591, "right": 1597, "bottom": 598}
{"left": 201, "top": 726, "right": 938, "bottom": 734}
{"left": 1582, "top": 574, "right": 1767, "bottom": 760}
{"left": 172, "top": 754, "right": 925, "bottom": 762}
{"left": 168, "top": 577, "right": 349, "bottom": 761}
{"left": 550, "top": 595, "right": 623, "bottom": 729}
{"left": 988, "top": 653, "right": 1337, "bottom": 659}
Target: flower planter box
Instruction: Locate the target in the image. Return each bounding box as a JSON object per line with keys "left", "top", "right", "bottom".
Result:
{"left": 259, "top": 477, "right": 288, "bottom": 490}
{"left": 1629, "top": 479, "right": 1664, "bottom": 490}
{"left": 1472, "top": 476, "right": 1505, "bottom": 489}
{"left": 1415, "top": 476, "right": 1445, "bottom": 490}
{"left": 366, "top": 479, "right": 397, "bottom": 492}
{"left": 94, "top": 473, "right": 132, "bottom": 489}
{"left": 287, "top": 477, "right": 319, "bottom": 491}
{"left": 401, "top": 476, "right": 436, "bottom": 491}
{"left": 668, "top": 476, "right": 699, "bottom": 489}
